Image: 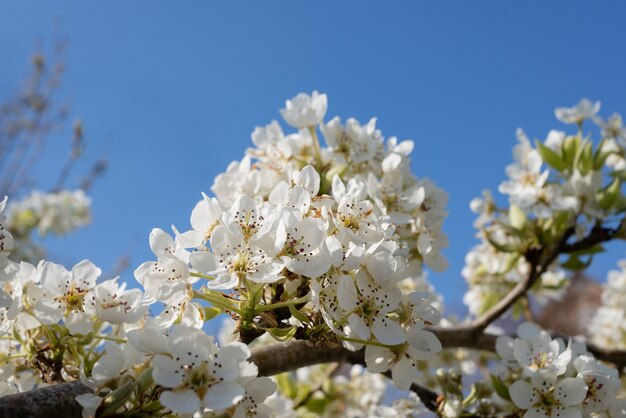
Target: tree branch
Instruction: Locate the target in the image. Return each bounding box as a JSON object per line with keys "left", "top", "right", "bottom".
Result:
{"left": 2, "top": 327, "right": 625, "bottom": 417}
{"left": 0, "top": 381, "right": 90, "bottom": 418}
{"left": 455, "top": 227, "right": 572, "bottom": 336}
{"left": 563, "top": 219, "right": 625, "bottom": 253}
{"left": 2, "top": 219, "right": 624, "bottom": 417}
{"left": 457, "top": 217, "right": 624, "bottom": 337}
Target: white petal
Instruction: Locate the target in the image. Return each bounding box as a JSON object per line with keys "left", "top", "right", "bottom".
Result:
{"left": 75, "top": 393, "right": 102, "bottom": 418}
{"left": 202, "top": 382, "right": 245, "bottom": 410}
{"left": 510, "top": 380, "right": 537, "bottom": 409}
{"left": 391, "top": 356, "right": 416, "bottom": 391}
{"left": 406, "top": 328, "right": 441, "bottom": 360}
{"left": 41, "top": 262, "right": 70, "bottom": 294}
{"left": 190, "top": 252, "right": 220, "bottom": 275}
{"left": 371, "top": 317, "right": 406, "bottom": 345}
{"left": 246, "top": 377, "right": 277, "bottom": 402}
{"left": 269, "top": 181, "right": 290, "bottom": 206}
{"left": 347, "top": 314, "right": 370, "bottom": 340}
{"left": 214, "top": 343, "right": 250, "bottom": 381}
{"left": 71, "top": 259, "right": 101, "bottom": 289}
{"left": 248, "top": 259, "right": 285, "bottom": 284}
{"left": 365, "top": 251, "right": 398, "bottom": 284}
{"left": 496, "top": 336, "right": 515, "bottom": 361}
{"left": 160, "top": 389, "right": 201, "bottom": 414}
{"left": 152, "top": 355, "right": 184, "bottom": 388}
{"left": 525, "top": 408, "right": 549, "bottom": 418}
{"left": 149, "top": 228, "right": 174, "bottom": 254}
{"left": 554, "top": 378, "right": 588, "bottom": 406}
{"left": 514, "top": 340, "right": 533, "bottom": 368}
{"left": 337, "top": 275, "right": 358, "bottom": 311}
{"left": 65, "top": 311, "right": 94, "bottom": 335}
{"left": 364, "top": 345, "right": 392, "bottom": 373}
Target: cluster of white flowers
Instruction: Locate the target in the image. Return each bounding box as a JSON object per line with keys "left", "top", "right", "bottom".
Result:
{"left": 213, "top": 91, "right": 449, "bottom": 274}
{"left": 0, "top": 245, "right": 283, "bottom": 416}
{"left": 132, "top": 92, "right": 445, "bottom": 392}
{"left": 589, "top": 256, "right": 626, "bottom": 350}
{"left": 463, "top": 99, "right": 626, "bottom": 317}
{"left": 78, "top": 326, "right": 280, "bottom": 418}
{"left": 273, "top": 363, "right": 432, "bottom": 418}
{"left": 0, "top": 93, "right": 447, "bottom": 417}
{"left": 0, "top": 197, "right": 14, "bottom": 271}
{"left": 495, "top": 322, "right": 626, "bottom": 418}
{"left": 0, "top": 95, "right": 625, "bottom": 418}
{"left": 6, "top": 189, "right": 92, "bottom": 238}
{"left": 462, "top": 238, "right": 567, "bottom": 316}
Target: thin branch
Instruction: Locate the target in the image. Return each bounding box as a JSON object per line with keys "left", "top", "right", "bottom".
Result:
{"left": 563, "top": 219, "right": 625, "bottom": 253}
{"left": 456, "top": 217, "right": 624, "bottom": 337}
{"left": 457, "top": 227, "right": 573, "bottom": 336}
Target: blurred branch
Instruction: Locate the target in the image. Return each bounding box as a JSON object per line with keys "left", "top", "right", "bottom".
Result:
{"left": 0, "top": 42, "right": 107, "bottom": 198}
{"left": 54, "top": 119, "right": 83, "bottom": 191}
{"left": 0, "top": 51, "right": 66, "bottom": 196}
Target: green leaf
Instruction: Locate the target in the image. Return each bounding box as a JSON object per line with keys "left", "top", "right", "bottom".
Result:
{"left": 100, "top": 381, "right": 136, "bottom": 416}
{"left": 275, "top": 373, "right": 297, "bottom": 398}
{"left": 593, "top": 139, "right": 613, "bottom": 170}
{"left": 265, "top": 326, "right": 297, "bottom": 342}
{"left": 289, "top": 304, "right": 312, "bottom": 325}
{"left": 305, "top": 397, "right": 328, "bottom": 414}
{"left": 485, "top": 232, "right": 517, "bottom": 253}
{"left": 562, "top": 135, "right": 580, "bottom": 167}
{"left": 552, "top": 210, "right": 573, "bottom": 232}
{"left": 610, "top": 170, "right": 626, "bottom": 182}
{"left": 478, "top": 292, "right": 499, "bottom": 315}
{"left": 561, "top": 255, "right": 591, "bottom": 271}
{"left": 509, "top": 204, "right": 527, "bottom": 230}
{"left": 511, "top": 300, "right": 525, "bottom": 320}
{"left": 203, "top": 306, "right": 222, "bottom": 321}
{"left": 565, "top": 244, "right": 605, "bottom": 257}
{"left": 574, "top": 140, "right": 593, "bottom": 175}
{"left": 597, "top": 177, "right": 621, "bottom": 211}
{"left": 615, "top": 194, "right": 626, "bottom": 214}
{"left": 137, "top": 367, "right": 153, "bottom": 394}
{"left": 502, "top": 254, "right": 521, "bottom": 274}
{"left": 536, "top": 140, "right": 567, "bottom": 172}
{"left": 490, "top": 375, "right": 511, "bottom": 401}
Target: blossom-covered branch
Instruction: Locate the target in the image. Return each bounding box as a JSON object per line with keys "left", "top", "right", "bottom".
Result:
{"left": 1, "top": 94, "right": 626, "bottom": 418}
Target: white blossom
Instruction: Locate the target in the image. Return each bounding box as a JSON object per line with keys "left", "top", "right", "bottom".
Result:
{"left": 279, "top": 91, "right": 327, "bottom": 128}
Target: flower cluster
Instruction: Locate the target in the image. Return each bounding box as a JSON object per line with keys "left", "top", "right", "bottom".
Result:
{"left": 0, "top": 95, "right": 624, "bottom": 418}
{"left": 0, "top": 197, "right": 14, "bottom": 271}
{"left": 6, "top": 189, "right": 91, "bottom": 238}
{"left": 589, "top": 256, "right": 626, "bottom": 350}
{"left": 494, "top": 322, "right": 626, "bottom": 418}
{"left": 0, "top": 92, "right": 446, "bottom": 417}
{"left": 5, "top": 189, "right": 92, "bottom": 263}
{"left": 133, "top": 91, "right": 445, "bottom": 392}
{"left": 213, "top": 91, "right": 449, "bottom": 274}
{"left": 464, "top": 99, "right": 626, "bottom": 317}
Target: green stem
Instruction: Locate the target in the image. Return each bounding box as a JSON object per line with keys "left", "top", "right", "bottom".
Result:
{"left": 4, "top": 353, "right": 28, "bottom": 360}
{"left": 194, "top": 291, "right": 241, "bottom": 315}
{"left": 308, "top": 126, "right": 323, "bottom": 169}
{"left": 190, "top": 271, "right": 216, "bottom": 281}
{"left": 337, "top": 336, "right": 393, "bottom": 349}
{"left": 255, "top": 294, "right": 311, "bottom": 313}
{"left": 93, "top": 335, "right": 127, "bottom": 344}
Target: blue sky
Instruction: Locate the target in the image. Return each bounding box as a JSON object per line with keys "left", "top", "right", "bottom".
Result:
{"left": 1, "top": 1, "right": 626, "bottom": 314}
